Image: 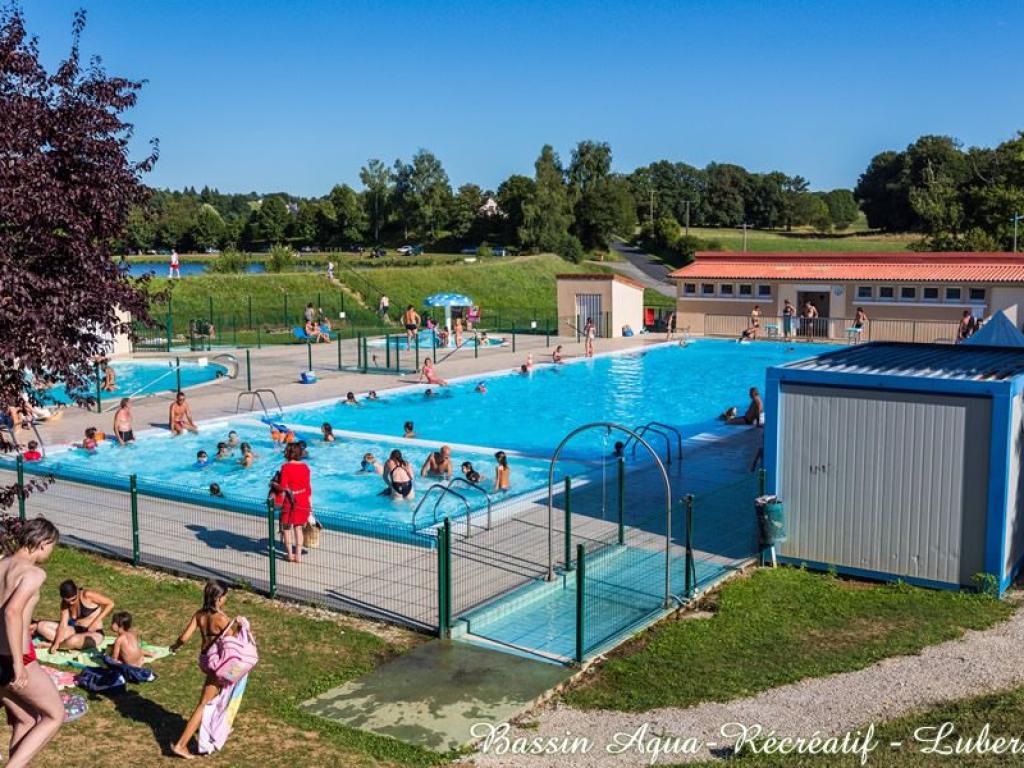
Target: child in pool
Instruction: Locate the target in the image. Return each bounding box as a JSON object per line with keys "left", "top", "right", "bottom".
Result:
{"left": 360, "top": 453, "right": 382, "bottom": 475}
{"left": 209, "top": 483, "right": 223, "bottom": 497}
{"left": 461, "top": 461, "right": 481, "bottom": 484}
{"left": 322, "top": 423, "right": 335, "bottom": 442}
{"left": 238, "top": 443, "right": 255, "bottom": 468}
{"left": 110, "top": 611, "right": 155, "bottom": 667}
{"left": 227, "top": 431, "right": 240, "bottom": 449}
{"left": 367, "top": 390, "right": 379, "bottom": 401}
{"left": 474, "top": 382, "right": 487, "bottom": 394}
{"left": 215, "top": 442, "right": 231, "bottom": 460}
{"left": 493, "top": 451, "right": 511, "bottom": 494}
{"left": 23, "top": 440, "right": 43, "bottom": 462}
{"left": 77, "top": 427, "right": 99, "bottom": 452}
{"left": 343, "top": 392, "right": 359, "bottom": 406}
{"left": 403, "top": 421, "right": 416, "bottom": 439}
{"left": 194, "top": 450, "right": 210, "bottom": 468}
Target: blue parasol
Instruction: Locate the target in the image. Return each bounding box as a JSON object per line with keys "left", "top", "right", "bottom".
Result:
{"left": 423, "top": 292, "right": 473, "bottom": 307}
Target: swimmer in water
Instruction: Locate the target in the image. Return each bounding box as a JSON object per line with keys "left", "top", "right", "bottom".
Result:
{"left": 77, "top": 427, "right": 99, "bottom": 452}
{"left": 343, "top": 392, "right": 359, "bottom": 406}
{"left": 238, "top": 443, "right": 255, "bottom": 468}
{"left": 475, "top": 382, "right": 487, "bottom": 394}
{"left": 322, "top": 423, "right": 335, "bottom": 442}
{"left": 403, "top": 421, "right": 416, "bottom": 438}
{"left": 209, "top": 483, "right": 223, "bottom": 497}
{"left": 227, "top": 431, "right": 240, "bottom": 448}
{"left": 552, "top": 345, "right": 564, "bottom": 364}
{"left": 424, "top": 388, "right": 436, "bottom": 398}
{"left": 194, "top": 450, "right": 210, "bottom": 468}
{"left": 360, "top": 453, "right": 383, "bottom": 475}
{"left": 461, "top": 461, "right": 481, "bottom": 484}
{"left": 215, "top": 442, "right": 231, "bottom": 460}
{"left": 367, "top": 391, "right": 378, "bottom": 401}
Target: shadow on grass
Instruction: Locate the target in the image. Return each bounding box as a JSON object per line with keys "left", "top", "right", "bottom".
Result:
{"left": 90, "top": 689, "right": 188, "bottom": 757}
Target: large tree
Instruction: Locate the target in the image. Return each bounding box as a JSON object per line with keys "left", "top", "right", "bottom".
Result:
{"left": 495, "top": 174, "right": 535, "bottom": 246}
{"left": 520, "top": 145, "right": 574, "bottom": 253}
{"left": 359, "top": 158, "right": 392, "bottom": 242}
{"left": 0, "top": 8, "right": 157, "bottom": 474}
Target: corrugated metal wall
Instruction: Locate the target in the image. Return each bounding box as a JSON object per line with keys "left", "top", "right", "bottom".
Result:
{"left": 1004, "top": 395, "right": 1024, "bottom": 578}
{"left": 777, "top": 383, "right": 989, "bottom": 586}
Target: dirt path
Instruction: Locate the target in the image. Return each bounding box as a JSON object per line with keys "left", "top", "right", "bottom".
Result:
{"left": 469, "top": 604, "right": 1024, "bottom": 766}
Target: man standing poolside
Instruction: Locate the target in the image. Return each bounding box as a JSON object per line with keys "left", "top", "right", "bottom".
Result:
{"left": 421, "top": 445, "right": 453, "bottom": 480}
{"left": 0, "top": 518, "right": 64, "bottom": 768}
{"left": 402, "top": 305, "right": 420, "bottom": 343}
{"left": 169, "top": 391, "right": 198, "bottom": 435}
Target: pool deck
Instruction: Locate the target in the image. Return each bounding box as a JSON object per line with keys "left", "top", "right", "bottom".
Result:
{"left": 33, "top": 333, "right": 664, "bottom": 447}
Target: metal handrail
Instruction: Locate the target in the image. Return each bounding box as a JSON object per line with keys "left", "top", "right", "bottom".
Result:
{"left": 624, "top": 424, "right": 673, "bottom": 466}
{"left": 1, "top": 421, "right": 46, "bottom": 458}
{"left": 643, "top": 421, "right": 683, "bottom": 462}
{"left": 412, "top": 484, "right": 472, "bottom": 536}
{"left": 235, "top": 388, "right": 283, "bottom": 417}
{"left": 211, "top": 353, "right": 239, "bottom": 379}
{"left": 445, "top": 477, "right": 492, "bottom": 531}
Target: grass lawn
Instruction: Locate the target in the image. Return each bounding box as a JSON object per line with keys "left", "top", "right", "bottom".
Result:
{"left": 685, "top": 226, "right": 916, "bottom": 253}
{"left": 695, "top": 686, "right": 1024, "bottom": 767}
{"left": 564, "top": 568, "right": 1011, "bottom": 712}
{"left": 32, "top": 546, "right": 444, "bottom": 768}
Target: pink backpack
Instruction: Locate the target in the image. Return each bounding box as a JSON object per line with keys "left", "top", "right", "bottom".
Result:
{"left": 204, "top": 617, "right": 258, "bottom": 684}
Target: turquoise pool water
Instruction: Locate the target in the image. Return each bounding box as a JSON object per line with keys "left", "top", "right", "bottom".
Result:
{"left": 287, "top": 339, "right": 840, "bottom": 456}
{"left": 38, "top": 359, "right": 228, "bottom": 404}
{"left": 367, "top": 329, "right": 506, "bottom": 351}
{"left": 25, "top": 339, "right": 837, "bottom": 536}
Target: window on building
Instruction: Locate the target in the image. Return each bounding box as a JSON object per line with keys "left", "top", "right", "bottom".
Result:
{"left": 738, "top": 284, "right": 753, "bottom": 296}
{"left": 969, "top": 288, "right": 986, "bottom": 302}
{"left": 945, "top": 287, "right": 962, "bottom": 301}
{"left": 856, "top": 286, "right": 873, "bottom": 299}
{"left": 878, "top": 286, "right": 895, "bottom": 299}
{"left": 683, "top": 283, "right": 696, "bottom": 295}
{"left": 720, "top": 284, "right": 734, "bottom": 296}
{"left": 757, "top": 284, "right": 772, "bottom": 297}
{"left": 900, "top": 286, "right": 917, "bottom": 300}
{"left": 701, "top": 283, "right": 715, "bottom": 295}
{"left": 923, "top": 287, "right": 939, "bottom": 301}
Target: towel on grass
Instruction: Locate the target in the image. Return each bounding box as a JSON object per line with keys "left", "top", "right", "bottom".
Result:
{"left": 76, "top": 655, "right": 158, "bottom": 693}
{"left": 42, "top": 665, "right": 77, "bottom": 690}
{"left": 198, "top": 674, "right": 249, "bottom": 754}
{"left": 33, "top": 638, "right": 171, "bottom": 669}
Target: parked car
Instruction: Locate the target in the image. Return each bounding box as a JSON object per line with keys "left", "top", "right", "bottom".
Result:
{"left": 372, "top": 247, "right": 387, "bottom": 258}
{"left": 396, "top": 245, "right": 413, "bottom": 255}
{"left": 350, "top": 245, "right": 365, "bottom": 253}
{"left": 205, "top": 247, "right": 221, "bottom": 254}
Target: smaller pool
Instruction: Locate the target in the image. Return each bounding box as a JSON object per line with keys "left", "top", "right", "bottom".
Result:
{"left": 36, "top": 359, "right": 228, "bottom": 404}
{"left": 367, "top": 330, "right": 506, "bottom": 351}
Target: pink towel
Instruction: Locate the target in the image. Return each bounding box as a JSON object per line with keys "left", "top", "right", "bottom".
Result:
{"left": 197, "top": 674, "right": 249, "bottom": 754}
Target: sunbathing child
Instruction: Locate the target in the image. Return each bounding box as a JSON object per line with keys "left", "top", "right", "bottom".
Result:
{"left": 421, "top": 358, "right": 448, "bottom": 387}
{"left": 109, "top": 611, "right": 155, "bottom": 667}
{"left": 23, "top": 440, "right": 43, "bottom": 461}
{"left": 322, "top": 423, "right": 335, "bottom": 442}
{"left": 194, "top": 450, "right": 210, "bottom": 468}
{"left": 215, "top": 442, "right": 232, "bottom": 460}
{"left": 238, "top": 443, "right": 255, "bottom": 468}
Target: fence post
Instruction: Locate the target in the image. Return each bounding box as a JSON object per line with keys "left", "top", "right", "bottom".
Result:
{"left": 395, "top": 337, "right": 401, "bottom": 372}
{"left": 758, "top": 467, "right": 766, "bottom": 497}
{"left": 512, "top": 325, "right": 517, "bottom": 354}
{"left": 617, "top": 457, "right": 625, "bottom": 545}
{"left": 362, "top": 336, "right": 368, "bottom": 374}
{"left": 94, "top": 361, "right": 102, "bottom": 414}
{"left": 307, "top": 341, "right": 313, "bottom": 372}
{"left": 245, "top": 349, "right": 252, "bottom": 391}
{"left": 474, "top": 332, "right": 478, "bottom": 359}
{"left": 208, "top": 296, "right": 213, "bottom": 326}
{"left": 16, "top": 455, "right": 25, "bottom": 522}
{"left": 247, "top": 295, "right": 253, "bottom": 328}
{"left": 165, "top": 314, "right": 173, "bottom": 353}
{"left": 685, "top": 494, "right": 695, "bottom": 599}
{"left": 545, "top": 319, "right": 550, "bottom": 347}
{"left": 266, "top": 499, "right": 277, "bottom": 598}
{"left": 317, "top": 290, "right": 322, "bottom": 311}
{"left": 564, "top": 476, "right": 573, "bottom": 571}
{"left": 356, "top": 333, "right": 363, "bottom": 369}
{"left": 432, "top": 331, "right": 437, "bottom": 360}
{"left": 283, "top": 295, "right": 289, "bottom": 326}
{"left": 575, "top": 543, "right": 586, "bottom": 665}
{"left": 415, "top": 334, "right": 420, "bottom": 372}
{"left": 385, "top": 335, "right": 391, "bottom": 369}
{"left": 437, "top": 518, "right": 451, "bottom": 638}
{"left": 129, "top": 474, "right": 140, "bottom": 566}
{"left": 175, "top": 357, "right": 181, "bottom": 392}
{"left": 257, "top": 326, "right": 262, "bottom": 349}
{"left": 337, "top": 336, "right": 342, "bottom": 370}
{"left": 232, "top": 313, "right": 238, "bottom": 347}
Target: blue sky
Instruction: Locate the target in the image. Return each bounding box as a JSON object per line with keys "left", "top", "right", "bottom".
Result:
{"left": 26, "top": 0, "right": 1024, "bottom": 196}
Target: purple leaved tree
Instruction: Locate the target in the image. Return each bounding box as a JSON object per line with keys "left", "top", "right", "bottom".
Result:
{"left": 0, "top": 7, "right": 157, "bottom": 511}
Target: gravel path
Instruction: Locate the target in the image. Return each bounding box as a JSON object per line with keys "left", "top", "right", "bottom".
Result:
{"left": 469, "top": 605, "right": 1024, "bottom": 767}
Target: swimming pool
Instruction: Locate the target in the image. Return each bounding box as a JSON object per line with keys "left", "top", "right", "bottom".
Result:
{"left": 25, "top": 339, "right": 838, "bottom": 537}
{"left": 366, "top": 330, "right": 506, "bottom": 351}
{"left": 38, "top": 359, "right": 228, "bottom": 404}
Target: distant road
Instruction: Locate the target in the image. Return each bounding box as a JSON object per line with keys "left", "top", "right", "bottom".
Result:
{"left": 606, "top": 239, "right": 675, "bottom": 298}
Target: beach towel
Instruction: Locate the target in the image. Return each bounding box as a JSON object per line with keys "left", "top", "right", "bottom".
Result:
{"left": 42, "top": 665, "right": 76, "bottom": 690}
{"left": 33, "top": 638, "right": 170, "bottom": 669}
{"left": 197, "top": 673, "right": 249, "bottom": 754}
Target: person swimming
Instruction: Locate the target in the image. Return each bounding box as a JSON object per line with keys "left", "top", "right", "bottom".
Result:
{"left": 519, "top": 364, "right": 529, "bottom": 374}
{"left": 343, "top": 392, "right": 359, "bottom": 406}
{"left": 77, "top": 427, "right": 99, "bottom": 452}
{"left": 367, "top": 391, "right": 378, "bottom": 401}
{"left": 360, "top": 453, "right": 382, "bottom": 475}
{"left": 461, "top": 461, "right": 481, "bottom": 484}
{"left": 387, "top": 452, "right": 415, "bottom": 502}
{"left": 474, "top": 382, "right": 487, "bottom": 394}
{"left": 552, "top": 345, "right": 564, "bottom": 363}
{"left": 238, "top": 442, "right": 255, "bottom": 468}
{"left": 209, "top": 483, "right": 223, "bottom": 497}
{"left": 194, "top": 450, "right": 210, "bottom": 468}
{"left": 215, "top": 442, "right": 231, "bottom": 460}
{"left": 322, "top": 423, "right": 335, "bottom": 442}
{"left": 424, "top": 388, "right": 436, "bottom": 398}
{"left": 403, "top": 421, "right": 416, "bottom": 438}
{"left": 227, "top": 431, "right": 240, "bottom": 448}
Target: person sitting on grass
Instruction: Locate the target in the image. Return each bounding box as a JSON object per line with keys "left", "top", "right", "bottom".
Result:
{"left": 109, "top": 611, "right": 155, "bottom": 668}
{"left": 34, "top": 580, "right": 113, "bottom": 653}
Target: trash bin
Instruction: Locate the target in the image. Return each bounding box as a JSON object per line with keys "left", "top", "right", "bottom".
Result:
{"left": 755, "top": 495, "right": 786, "bottom": 549}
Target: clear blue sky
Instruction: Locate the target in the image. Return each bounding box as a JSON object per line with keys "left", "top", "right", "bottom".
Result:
{"left": 26, "top": 0, "right": 1024, "bottom": 197}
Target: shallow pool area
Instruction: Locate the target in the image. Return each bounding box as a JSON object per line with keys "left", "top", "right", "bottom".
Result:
{"left": 38, "top": 359, "right": 228, "bottom": 404}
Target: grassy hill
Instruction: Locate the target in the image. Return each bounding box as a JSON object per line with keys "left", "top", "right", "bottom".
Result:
{"left": 687, "top": 226, "right": 916, "bottom": 253}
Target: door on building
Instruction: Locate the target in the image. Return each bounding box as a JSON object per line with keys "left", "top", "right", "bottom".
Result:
{"left": 576, "top": 294, "right": 603, "bottom": 337}
{"left": 797, "top": 290, "right": 831, "bottom": 337}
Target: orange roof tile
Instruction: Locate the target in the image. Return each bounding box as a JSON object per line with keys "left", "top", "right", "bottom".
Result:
{"left": 668, "top": 252, "right": 1024, "bottom": 283}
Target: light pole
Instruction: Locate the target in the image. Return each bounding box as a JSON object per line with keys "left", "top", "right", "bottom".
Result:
{"left": 741, "top": 221, "right": 750, "bottom": 252}
{"left": 1013, "top": 213, "right": 1022, "bottom": 253}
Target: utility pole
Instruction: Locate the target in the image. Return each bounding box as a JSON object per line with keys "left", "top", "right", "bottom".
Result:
{"left": 649, "top": 187, "right": 655, "bottom": 232}
{"left": 1014, "top": 213, "right": 1022, "bottom": 253}
{"left": 742, "top": 222, "right": 749, "bottom": 252}
{"left": 684, "top": 200, "right": 691, "bottom": 236}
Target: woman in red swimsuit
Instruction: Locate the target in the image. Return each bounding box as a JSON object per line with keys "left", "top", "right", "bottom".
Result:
{"left": 277, "top": 443, "right": 312, "bottom": 563}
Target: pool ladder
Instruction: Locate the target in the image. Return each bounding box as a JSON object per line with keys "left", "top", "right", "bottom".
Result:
{"left": 235, "top": 388, "right": 283, "bottom": 418}
{"left": 623, "top": 422, "right": 683, "bottom": 468}
{"left": 411, "top": 478, "right": 493, "bottom": 538}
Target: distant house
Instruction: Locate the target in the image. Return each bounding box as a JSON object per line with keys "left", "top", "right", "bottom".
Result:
{"left": 479, "top": 197, "right": 501, "bottom": 217}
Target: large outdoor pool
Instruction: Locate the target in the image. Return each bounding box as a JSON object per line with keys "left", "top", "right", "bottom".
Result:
{"left": 25, "top": 339, "right": 839, "bottom": 535}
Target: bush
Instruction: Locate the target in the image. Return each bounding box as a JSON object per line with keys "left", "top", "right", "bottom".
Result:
{"left": 477, "top": 244, "right": 493, "bottom": 259}
{"left": 207, "top": 248, "right": 249, "bottom": 274}
{"left": 267, "top": 244, "right": 295, "bottom": 273}
{"left": 560, "top": 236, "right": 585, "bottom": 264}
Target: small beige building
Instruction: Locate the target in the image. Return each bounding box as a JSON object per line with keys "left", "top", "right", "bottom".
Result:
{"left": 556, "top": 273, "right": 645, "bottom": 338}
{"left": 669, "top": 251, "right": 1024, "bottom": 342}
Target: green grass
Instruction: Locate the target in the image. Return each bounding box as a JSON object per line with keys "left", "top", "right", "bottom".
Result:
{"left": 685, "top": 226, "right": 916, "bottom": 253}
{"left": 35, "top": 547, "right": 444, "bottom": 767}
{"left": 694, "top": 686, "right": 1024, "bottom": 767}
{"left": 564, "top": 568, "right": 1011, "bottom": 712}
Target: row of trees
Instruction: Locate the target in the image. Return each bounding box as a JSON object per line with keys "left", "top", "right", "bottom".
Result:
{"left": 855, "top": 132, "right": 1024, "bottom": 250}
{"left": 120, "top": 141, "right": 861, "bottom": 258}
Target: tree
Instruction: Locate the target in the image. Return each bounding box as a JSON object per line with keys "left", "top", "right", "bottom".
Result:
{"left": 703, "top": 163, "right": 751, "bottom": 226}
{"left": 328, "top": 184, "right": 367, "bottom": 245}
{"left": 255, "top": 194, "right": 290, "bottom": 245}
{"left": 495, "top": 174, "right": 535, "bottom": 246}
{"left": 855, "top": 150, "right": 916, "bottom": 231}
{"left": 0, "top": 8, "right": 157, "bottom": 477}
{"left": 574, "top": 175, "right": 637, "bottom": 249}
{"left": 359, "top": 158, "right": 392, "bottom": 242}
{"left": 821, "top": 189, "right": 859, "bottom": 230}
{"left": 191, "top": 203, "right": 225, "bottom": 250}
{"left": 567, "top": 140, "right": 612, "bottom": 199}
{"left": 449, "top": 183, "right": 487, "bottom": 242}
{"left": 520, "top": 145, "right": 574, "bottom": 253}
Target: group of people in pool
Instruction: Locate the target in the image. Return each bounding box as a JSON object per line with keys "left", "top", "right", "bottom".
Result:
{"left": 356, "top": 443, "right": 512, "bottom": 501}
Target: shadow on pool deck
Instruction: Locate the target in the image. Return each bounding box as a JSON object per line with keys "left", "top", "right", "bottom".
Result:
{"left": 300, "top": 639, "right": 571, "bottom": 752}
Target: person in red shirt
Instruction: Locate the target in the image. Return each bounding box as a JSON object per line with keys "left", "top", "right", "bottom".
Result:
{"left": 276, "top": 443, "right": 312, "bottom": 563}
{"left": 22, "top": 441, "right": 42, "bottom": 462}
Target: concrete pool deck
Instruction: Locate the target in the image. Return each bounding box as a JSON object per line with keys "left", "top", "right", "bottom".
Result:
{"left": 33, "top": 333, "right": 662, "bottom": 447}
